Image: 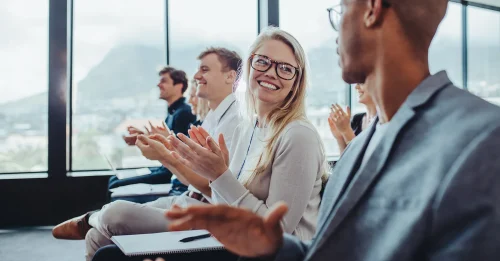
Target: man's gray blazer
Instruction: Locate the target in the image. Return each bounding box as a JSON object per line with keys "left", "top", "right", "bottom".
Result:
{"left": 276, "top": 71, "right": 500, "bottom": 261}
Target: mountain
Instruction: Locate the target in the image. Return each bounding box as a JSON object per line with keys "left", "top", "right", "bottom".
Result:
{"left": 0, "top": 92, "right": 47, "bottom": 116}
{"left": 2, "top": 40, "right": 499, "bottom": 115}
{"left": 76, "top": 44, "right": 165, "bottom": 102}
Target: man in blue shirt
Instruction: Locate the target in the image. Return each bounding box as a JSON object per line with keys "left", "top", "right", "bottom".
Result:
{"left": 109, "top": 67, "right": 196, "bottom": 196}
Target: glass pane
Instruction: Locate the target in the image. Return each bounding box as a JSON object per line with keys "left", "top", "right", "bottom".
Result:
{"left": 467, "top": 6, "right": 500, "bottom": 106}
{"left": 280, "top": 0, "right": 346, "bottom": 157}
{"left": 429, "top": 2, "right": 463, "bottom": 87}
{"left": 169, "top": 0, "right": 258, "bottom": 78}
{"left": 72, "top": 0, "right": 166, "bottom": 171}
{"left": 0, "top": 0, "right": 49, "bottom": 173}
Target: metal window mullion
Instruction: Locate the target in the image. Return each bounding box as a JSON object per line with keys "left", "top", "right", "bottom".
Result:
{"left": 347, "top": 84, "right": 352, "bottom": 109}
{"left": 257, "top": 0, "right": 261, "bottom": 34}
{"left": 258, "top": 0, "right": 279, "bottom": 32}
{"left": 268, "top": 0, "right": 279, "bottom": 27}
{"left": 165, "top": 0, "right": 169, "bottom": 65}
{"left": 462, "top": 2, "right": 469, "bottom": 91}
{"left": 68, "top": 0, "right": 74, "bottom": 171}
{"left": 48, "top": 0, "right": 68, "bottom": 179}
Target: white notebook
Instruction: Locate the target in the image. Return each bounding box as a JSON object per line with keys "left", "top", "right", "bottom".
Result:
{"left": 111, "top": 230, "right": 224, "bottom": 256}
{"left": 109, "top": 183, "right": 172, "bottom": 198}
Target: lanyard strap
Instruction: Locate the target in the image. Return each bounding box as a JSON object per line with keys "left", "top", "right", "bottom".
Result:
{"left": 236, "top": 121, "right": 258, "bottom": 180}
{"left": 217, "top": 100, "right": 236, "bottom": 125}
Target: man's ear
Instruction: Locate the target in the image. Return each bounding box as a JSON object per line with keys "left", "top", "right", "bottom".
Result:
{"left": 364, "top": 0, "right": 385, "bottom": 28}
{"left": 225, "top": 70, "right": 237, "bottom": 84}
{"left": 174, "top": 83, "right": 184, "bottom": 93}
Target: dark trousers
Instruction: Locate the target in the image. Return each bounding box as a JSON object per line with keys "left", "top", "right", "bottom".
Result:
{"left": 92, "top": 245, "right": 238, "bottom": 261}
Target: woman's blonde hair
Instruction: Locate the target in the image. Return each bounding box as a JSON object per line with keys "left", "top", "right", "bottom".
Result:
{"left": 188, "top": 79, "right": 209, "bottom": 121}
{"left": 239, "top": 26, "right": 327, "bottom": 185}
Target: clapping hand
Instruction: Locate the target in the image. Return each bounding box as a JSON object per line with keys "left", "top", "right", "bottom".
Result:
{"left": 148, "top": 121, "right": 173, "bottom": 138}
{"left": 187, "top": 126, "right": 230, "bottom": 165}
{"left": 123, "top": 126, "right": 145, "bottom": 145}
{"left": 127, "top": 126, "right": 144, "bottom": 135}
{"left": 330, "top": 104, "right": 351, "bottom": 133}
{"left": 165, "top": 203, "right": 288, "bottom": 258}
{"left": 167, "top": 130, "right": 229, "bottom": 181}
{"left": 328, "top": 116, "right": 343, "bottom": 140}
{"left": 135, "top": 135, "right": 181, "bottom": 169}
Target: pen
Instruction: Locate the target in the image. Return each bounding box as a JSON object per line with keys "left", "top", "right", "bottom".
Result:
{"left": 179, "top": 233, "right": 212, "bottom": 243}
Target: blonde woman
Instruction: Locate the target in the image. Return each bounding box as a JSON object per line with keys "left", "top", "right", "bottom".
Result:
{"left": 187, "top": 79, "right": 209, "bottom": 125}
{"left": 168, "top": 27, "right": 327, "bottom": 240}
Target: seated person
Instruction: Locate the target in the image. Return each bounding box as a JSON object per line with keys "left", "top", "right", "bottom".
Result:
{"left": 187, "top": 78, "right": 209, "bottom": 127}
{"left": 108, "top": 67, "right": 196, "bottom": 192}
{"left": 165, "top": 27, "right": 328, "bottom": 241}
{"left": 53, "top": 47, "right": 243, "bottom": 261}
{"left": 328, "top": 83, "right": 376, "bottom": 153}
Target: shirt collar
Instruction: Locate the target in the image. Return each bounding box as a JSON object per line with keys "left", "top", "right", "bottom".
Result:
{"left": 211, "top": 94, "right": 236, "bottom": 122}
{"left": 404, "top": 71, "right": 452, "bottom": 109}
{"left": 168, "top": 97, "right": 186, "bottom": 114}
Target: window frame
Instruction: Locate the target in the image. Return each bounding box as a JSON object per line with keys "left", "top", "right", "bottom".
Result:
{"left": 1, "top": 0, "right": 500, "bottom": 229}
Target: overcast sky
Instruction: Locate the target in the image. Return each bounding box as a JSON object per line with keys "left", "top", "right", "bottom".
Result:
{"left": 0, "top": 0, "right": 498, "bottom": 104}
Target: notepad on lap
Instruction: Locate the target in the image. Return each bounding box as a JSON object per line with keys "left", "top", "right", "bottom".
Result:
{"left": 109, "top": 183, "right": 172, "bottom": 198}
{"left": 111, "top": 230, "right": 224, "bottom": 256}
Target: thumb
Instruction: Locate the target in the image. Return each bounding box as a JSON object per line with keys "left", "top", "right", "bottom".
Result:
{"left": 264, "top": 202, "right": 288, "bottom": 229}
{"left": 328, "top": 117, "right": 333, "bottom": 126}
{"left": 153, "top": 134, "right": 173, "bottom": 150}
{"left": 347, "top": 106, "right": 351, "bottom": 117}
{"left": 137, "top": 135, "right": 149, "bottom": 144}
{"left": 207, "top": 136, "right": 222, "bottom": 157}
{"left": 218, "top": 134, "right": 229, "bottom": 163}
{"left": 135, "top": 138, "right": 146, "bottom": 149}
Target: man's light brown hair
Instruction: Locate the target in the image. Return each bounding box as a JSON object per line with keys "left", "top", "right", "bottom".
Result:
{"left": 197, "top": 47, "right": 242, "bottom": 72}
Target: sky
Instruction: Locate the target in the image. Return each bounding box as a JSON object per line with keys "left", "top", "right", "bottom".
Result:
{"left": 0, "top": 0, "right": 498, "bottom": 104}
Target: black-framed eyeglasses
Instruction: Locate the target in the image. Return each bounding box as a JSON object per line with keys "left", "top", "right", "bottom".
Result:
{"left": 327, "top": 0, "right": 391, "bottom": 31}
{"left": 249, "top": 54, "right": 299, "bottom": 81}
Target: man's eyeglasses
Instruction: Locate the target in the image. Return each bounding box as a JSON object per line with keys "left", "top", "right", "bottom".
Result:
{"left": 327, "top": 0, "right": 391, "bottom": 31}
{"left": 249, "top": 54, "right": 299, "bottom": 81}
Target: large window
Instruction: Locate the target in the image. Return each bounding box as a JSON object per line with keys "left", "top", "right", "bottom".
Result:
{"left": 3, "top": 0, "right": 499, "bottom": 174}
{"left": 468, "top": 6, "right": 500, "bottom": 106}
{"left": 0, "top": 0, "right": 49, "bottom": 173}
{"left": 169, "top": 0, "right": 258, "bottom": 78}
{"left": 71, "top": 0, "right": 166, "bottom": 171}
{"left": 280, "top": 0, "right": 346, "bottom": 157}
{"left": 429, "top": 2, "right": 463, "bottom": 87}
